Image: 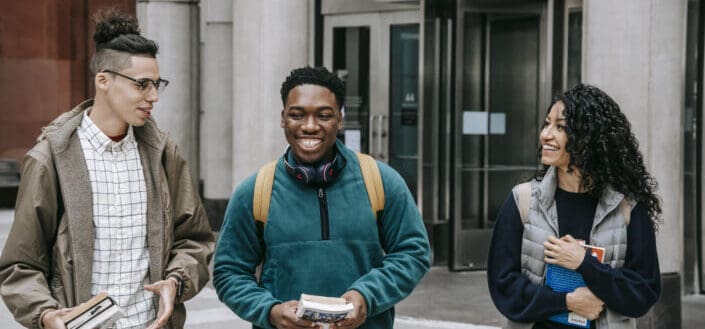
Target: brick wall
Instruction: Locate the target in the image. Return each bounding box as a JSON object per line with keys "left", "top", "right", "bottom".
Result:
{"left": 0, "top": 0, "right": 135, "bottom": 162}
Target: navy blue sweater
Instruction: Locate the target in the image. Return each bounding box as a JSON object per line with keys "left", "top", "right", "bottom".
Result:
{"left": 487, "top": 188, "right": 660, "bottom": 329}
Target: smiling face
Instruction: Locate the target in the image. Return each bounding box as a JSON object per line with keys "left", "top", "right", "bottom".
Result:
{"left": 96, "top": 56, "right": 160, "bottom": 130}
{"left": 540, "top": 101, "right": 571, "bottom": 171}
{"left": 281, "top": 84, "right": 343, "bottom": 165}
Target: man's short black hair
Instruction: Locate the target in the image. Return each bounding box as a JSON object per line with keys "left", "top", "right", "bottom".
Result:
{"left": 280, "top": 66, "right": 345, "bottom": 109}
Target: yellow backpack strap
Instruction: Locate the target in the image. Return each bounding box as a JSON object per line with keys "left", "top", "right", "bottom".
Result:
{"left": 356, "top": 153, "right": 385, "bottom": 218}
{"left": 512, "top": 182, "right": 532, "bottom": 224}
{"left": 619, "top": 198, "right": 632, "bottom": 226}
{"left": 253, "top": 160, "right": 277, "bottom": 225}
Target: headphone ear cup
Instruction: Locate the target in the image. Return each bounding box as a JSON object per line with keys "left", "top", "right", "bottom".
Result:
{"left": 320, "top": 163, "right": 331, "bottom": 183}
{"left": 284, "top": 158, "right": 311, "bottom": 184}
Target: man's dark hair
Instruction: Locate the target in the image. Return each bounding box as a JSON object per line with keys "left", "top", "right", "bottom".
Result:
{"left": 89, "top": 8, "right": 159, "bottom": 76}
{"left": 280, "top": 66, "right": 345, "bottom": 109}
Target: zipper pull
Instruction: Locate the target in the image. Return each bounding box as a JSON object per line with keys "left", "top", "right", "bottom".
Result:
{"left": 318, "top": 188, "right": 324, "bottom": 199}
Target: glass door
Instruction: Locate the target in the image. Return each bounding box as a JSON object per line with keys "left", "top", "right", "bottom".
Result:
{"left": 452, "top": 1, "right": 549, "bottom": 270}
{"left": 324, "top": 11, "right": 421, "bottom": 198}
{"left": 389, "top": 24, "right": 420, "bottom": 198}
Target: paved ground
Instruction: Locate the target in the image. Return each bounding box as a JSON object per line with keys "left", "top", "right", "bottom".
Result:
{"left": 1, "top": 208, "right": 704, "bottom": 328}
{"left": 0, "top": 209, "right": 497, "bottom": 329}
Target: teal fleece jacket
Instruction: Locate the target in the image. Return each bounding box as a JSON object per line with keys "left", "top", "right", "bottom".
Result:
{"left": 213, "top": 141, "right": 431, "bottom": 328}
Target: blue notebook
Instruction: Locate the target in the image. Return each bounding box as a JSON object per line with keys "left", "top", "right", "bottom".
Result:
{"left": 545, "top": 264, "right": 590, "bottom": 328}
{"left": 544, "top": 244, "right": 605, "bottom": 328}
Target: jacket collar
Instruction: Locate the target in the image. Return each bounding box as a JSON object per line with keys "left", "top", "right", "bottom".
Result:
{"left": 334, "top": 139, "right": 356, "bottom": 163}
{"left": 536, "top": 166, "right": 625, "bottom": 228}
{"left": 43, "top": 99, "right": 168, "bottom": 155}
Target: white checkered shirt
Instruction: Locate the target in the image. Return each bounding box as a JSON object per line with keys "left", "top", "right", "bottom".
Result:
{"left": 77, "top": 111, "right": 156, "bottom": 329}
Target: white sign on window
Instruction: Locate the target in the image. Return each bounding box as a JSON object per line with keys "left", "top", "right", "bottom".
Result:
{"left": 463, "top": 111, "right": 507, "bottom": 135}
{"left": 490, "top": 113, "right": 506, "bottom": 135}
{"left": 344, "top": 129, "right": 362, "bottom": 153}
{"left": 463, "top": 111, "right": 488, "bottom": 135}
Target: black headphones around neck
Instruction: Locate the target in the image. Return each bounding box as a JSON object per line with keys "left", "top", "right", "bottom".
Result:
{"left": 282, "top": 147, "right": 341, "bottom": 186}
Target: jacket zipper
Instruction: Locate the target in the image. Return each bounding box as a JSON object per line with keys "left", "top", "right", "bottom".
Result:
{"left": 318, "top": 188, "right": 330, "bottom": 240}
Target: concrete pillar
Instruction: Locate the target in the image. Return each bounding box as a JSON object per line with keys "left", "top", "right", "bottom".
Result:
{"left": 200, "top": 0, "right": 233, "bottom": 229}
{"left": 232, "top": 0, "right": 312, "bottom": 186}
{"left": 137, "top": 0, "right": 200, "bottom": 179}
{"left": 583, "top": 0, "right": 686, "bottom": 327}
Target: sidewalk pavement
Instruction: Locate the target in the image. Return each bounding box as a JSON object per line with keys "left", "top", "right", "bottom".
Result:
{"left": 2, "top": 209, "right": 705, "bottom": 328}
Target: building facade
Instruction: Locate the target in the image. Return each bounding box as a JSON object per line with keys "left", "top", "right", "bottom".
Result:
{"left": 195, "top": 0, "right": 696, "bottom": 278}
{"left": 1, "top": 0, "right": 702, "bottom": 327}
{"left": 198, "top": 1, "right": 700, "bottom": 326}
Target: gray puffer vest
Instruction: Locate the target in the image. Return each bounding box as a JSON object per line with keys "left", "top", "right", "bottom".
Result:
{"left": 505, "top": 166, "right": 635, "bottom": 329}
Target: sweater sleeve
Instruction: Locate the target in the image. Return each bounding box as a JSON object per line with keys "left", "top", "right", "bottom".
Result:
{"left": 212, "top": 176, "right": 281, "bottom": 329}
{"left": 487, "top": 193, "right": 568, "bottom": 322}
{"left": 575, "top": 203, "right": 660, "bottom": 317}
{"left": 347, "top": 163, "right": 432, "bottom": 317}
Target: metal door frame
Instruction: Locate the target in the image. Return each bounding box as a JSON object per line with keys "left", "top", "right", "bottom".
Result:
{"left": 695, "top": 0, "right": 705, "bottom": 293}
{"left": 562, "top": 0, "right": 583, "bottom": 90}
{"left": 450, "top": 0, "right": 552, "bottom": 270}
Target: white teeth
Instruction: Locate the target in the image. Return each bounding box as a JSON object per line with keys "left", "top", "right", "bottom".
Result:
{"left": 543, "top": 145, "right": 558, "bottom": 151}
{"left": 300, "top": 139, "right": 321, "bottom": 148}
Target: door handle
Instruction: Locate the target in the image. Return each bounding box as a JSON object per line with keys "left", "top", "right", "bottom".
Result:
{"left": 378, "top": 115, "right": 387, "bottom": 160}
{"left": 369, "top": 115, "right": 378, "bottom": 157}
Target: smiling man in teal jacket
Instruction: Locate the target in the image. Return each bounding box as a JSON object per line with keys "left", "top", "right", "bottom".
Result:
{"left": 213, "top": 66, "right": 431, "bottom": 329}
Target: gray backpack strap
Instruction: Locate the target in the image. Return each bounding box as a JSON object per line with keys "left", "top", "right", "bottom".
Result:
{"left": 619, "top": 198, "right": 633, "bottom": 226}
{"left": 512, "top": 182, "right": 532, "bottom": 224}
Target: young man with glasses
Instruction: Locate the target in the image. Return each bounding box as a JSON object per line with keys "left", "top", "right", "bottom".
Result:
{"left": 0, "top": 10, "right": 214, "bottom": 329}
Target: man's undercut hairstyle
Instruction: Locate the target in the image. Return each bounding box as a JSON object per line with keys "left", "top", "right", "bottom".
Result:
{"left": 280, "top": 66, "right": 346, "bottom": 109}
{"left": 89, "top": 8, "right": 159, "bottom": 76}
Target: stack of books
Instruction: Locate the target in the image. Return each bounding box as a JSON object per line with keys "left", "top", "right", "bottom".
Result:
{"left": 61, "top": 291, "right": 123, "bottom": 329}
{"left": 545, "top": 242, "right": 605, "bottom": 328}
{"left": 296, "top": 293, "right": 354, "bottom": 327}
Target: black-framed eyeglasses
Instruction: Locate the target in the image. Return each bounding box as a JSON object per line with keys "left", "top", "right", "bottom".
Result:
{"left": 102, "top": 69, "right": 169, "bottom": 94}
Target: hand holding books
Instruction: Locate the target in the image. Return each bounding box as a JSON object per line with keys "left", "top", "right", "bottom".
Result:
{"left": 543, "top": 235, "right": 589, "bottom": 270}
{"left": 271, "top": 291, "right": 364, "bottom": 329}
{"left": 543, "top": 236, "right": 606, "bottom": 328}
{"left": 566, "top": 287, "right": 604, "bottom": 320}
{"left": 61, "top": 292, "right": 123, "bottom": 329}
{"left": 333, "top": 290, "right": 367, "bottom": 329}
{"left": 270, "top": 300, "right": 318, "bottom": 328}
{"left": 295, "top": 294, "right": 354, "bottom": 329}
{"left": 41, "top": 307, "right": 76, "bottom": 329}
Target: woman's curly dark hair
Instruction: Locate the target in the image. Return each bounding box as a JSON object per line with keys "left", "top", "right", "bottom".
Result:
{"left": 535, "top": 84, "right": 662, "bottom": 228}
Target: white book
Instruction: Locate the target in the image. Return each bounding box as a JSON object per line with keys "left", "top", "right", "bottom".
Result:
{"left": 295, "top": 294, "right": 354, "bottom": 324}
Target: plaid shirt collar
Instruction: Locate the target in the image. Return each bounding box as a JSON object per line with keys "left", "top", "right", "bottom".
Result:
{"left": 79, "top": 109, "right": 136, "bottom": 155}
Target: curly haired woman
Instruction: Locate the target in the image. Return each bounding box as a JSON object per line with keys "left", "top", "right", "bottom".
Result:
{"left": 487, "top": 84, "right": 661, "bottom": 329}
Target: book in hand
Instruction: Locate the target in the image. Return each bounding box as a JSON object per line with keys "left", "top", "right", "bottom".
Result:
{"left": 295, "top": 293, "right": 354, "bottom": 324}
{"left": 61, "top": 291, "right": 123, "bottom": 329}
{"left": 545, "top": 242, "right": 605, "bottom": 328}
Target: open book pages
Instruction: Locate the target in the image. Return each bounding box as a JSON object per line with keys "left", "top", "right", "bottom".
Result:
{"left": 62, "top": 291, "right": 123, "bottom": 329}
{"left": 295, "top": 294, "right": 354, "bottom": 324}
